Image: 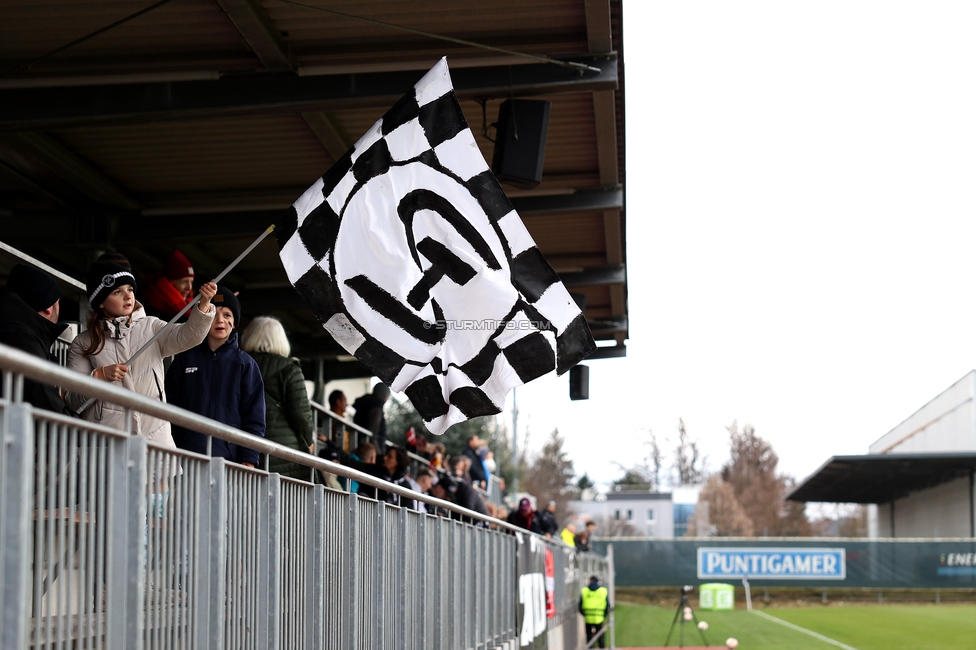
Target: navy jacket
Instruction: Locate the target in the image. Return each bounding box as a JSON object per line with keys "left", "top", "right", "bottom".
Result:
{"left": 166, "top": 332, "right": 266, "bottom": 465}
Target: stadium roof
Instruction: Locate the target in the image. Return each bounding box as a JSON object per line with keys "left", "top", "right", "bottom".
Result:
{"left": 0, "top": 0, "right": 627, "bottom": 375}
{"left": 787, "top": 452, "right": 976, "bottom": 504}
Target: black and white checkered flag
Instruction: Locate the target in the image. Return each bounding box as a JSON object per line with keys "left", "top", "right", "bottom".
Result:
{"left": 277, "top": 58, "right": 595, "bottom": 434}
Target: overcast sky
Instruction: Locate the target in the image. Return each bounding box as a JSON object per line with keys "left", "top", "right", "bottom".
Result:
{"left": 507, "top": 0, "right": 976, "bottom": 492}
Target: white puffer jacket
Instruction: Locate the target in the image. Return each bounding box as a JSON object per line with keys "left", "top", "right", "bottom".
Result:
{"left": 65, "top": 302, "right": 215, "bottom": 448}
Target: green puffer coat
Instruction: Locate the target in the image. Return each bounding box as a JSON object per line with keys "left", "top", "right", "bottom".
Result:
{"left": 250, "top": 352, "right": 313, "bottom": 480}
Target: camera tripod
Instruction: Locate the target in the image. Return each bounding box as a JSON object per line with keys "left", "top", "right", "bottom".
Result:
{"left": 664, "top": 588, "right": 709, "bottom": 647}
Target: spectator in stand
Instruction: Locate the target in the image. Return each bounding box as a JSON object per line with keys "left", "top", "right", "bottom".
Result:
{"left": 415, "top": 467, "right": 436, "bottom": 493}
{"left": 336, "top": 442, "right": 376, "bottom": 496}
{"left": 462, "top": 434, "right": 487, "bottom": 488}
{"left": 450, "top": 455, "right": 473, "bottom": 484}
{"left": 239, "top": 316, "right": 314, "bottom": 480}
{"left": 140, "top": 250, "right": 197, "bottom": 322}
{"left": 481, "top": 447, "right": 495, "bottom": 484}
{"left": 96, "top": 252, "right": 147, "bottom": 323}
{"left": 560, "top": 523, "right": 578, "bottom": 547}
{"left": 0, "top": 264, "right": 69, "bottom": 413}
{"left": 508, "top": 498, "right": 544, "bottom": 534}
{"left": 325, "top": 389, "right": 348, "bottom": 447}
{"left": 585, "top": 520, "right": 596, "bottom": 539}
{"left": 575, "top": 529, "right": 591, "bottom": 552}
{"left": 328, "top": 389, "right": 347, "bottom": 417}
{"left": 428, "top": 442, "right": 446, "bottom": 471}
{"left": 429, "top": 471, "right": 489, "bottom": 524}
{"left": 405, "top": 426, "right": 430, "bottom": 459}
{"left": 65, "top": 262, "right": 215, "bottom": 444}
{"left": 325, "top": 445, "right": 417, "bottom": 509}
{"left": 352, "top": 383, "right": 390, "bottom": 453}
{"left": 411, "top": 467, "right": 436, "bottom": 513}
{"left": 538, "top": 500, "right": 559, "bottom": 538}
{"left": 167, "top": 286, "right": 265, "bottom": 467}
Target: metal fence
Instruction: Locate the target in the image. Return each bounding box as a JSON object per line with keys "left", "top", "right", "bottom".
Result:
{"left": 0, "top": 343, "right": 610, "bottom": 650}
{"left": 592, "top": 537, "right": 976, "bottom": 589}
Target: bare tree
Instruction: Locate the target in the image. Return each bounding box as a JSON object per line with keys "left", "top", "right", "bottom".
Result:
{"left": 647, "top": 429, "right": 665, "bottom": 490}
{"left": 674, "top": 418, "right": 706, "bottom": 485}
{"left": 687, "top": 475, "right": 754, "bottom": 536}
{"left": 721, "top": 421, "right": 809, "bottom": 536}
{"left": 611, "top": 429, "right": 666, "bottom": 491}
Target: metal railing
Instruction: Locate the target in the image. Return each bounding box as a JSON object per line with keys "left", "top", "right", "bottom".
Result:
{"left": 0, "top": 343, "right": 611, "bottom": 649}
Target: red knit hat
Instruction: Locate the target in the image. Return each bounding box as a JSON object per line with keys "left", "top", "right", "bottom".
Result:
{"left": 163, "top": 250, "right": 194, "bottom": 280}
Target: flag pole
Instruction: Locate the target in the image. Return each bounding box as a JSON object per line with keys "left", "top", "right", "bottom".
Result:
{"left": 76, "top": 224, "right": 276, "bottom": 415}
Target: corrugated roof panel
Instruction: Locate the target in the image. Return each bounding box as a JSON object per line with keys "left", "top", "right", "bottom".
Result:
{"left": 524, "top": 212, "right": 605, "bottom": 256}
{"left": 1, "top": 0, "right": 249, "bottom": 66}
{"left": 263, "top": 0, "right": 586, "bottom": 60}
{"left": 52, "top": 114, "right": 330, "bottom": 194}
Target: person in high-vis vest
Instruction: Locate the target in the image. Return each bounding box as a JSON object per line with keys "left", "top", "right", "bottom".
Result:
{"left": 560, "top": 523, "right": 577, "bottom": 547}
{"left": 579, "top": 575, "right": 610, "bottom": 648}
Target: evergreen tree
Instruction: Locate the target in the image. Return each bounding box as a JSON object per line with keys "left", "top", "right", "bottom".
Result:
{"left": 521, "top": 429, "right": 576, "bottom": 521}
{"left": 384, "top": 394, "right": 515, "bottom": 486}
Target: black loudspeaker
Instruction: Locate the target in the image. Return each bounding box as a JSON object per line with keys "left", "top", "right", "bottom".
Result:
{"left": 569, "top": 364, "right": 589, "bottom": 401}
{"left": 492, "top": 99, "right": 551, "bottom": 189}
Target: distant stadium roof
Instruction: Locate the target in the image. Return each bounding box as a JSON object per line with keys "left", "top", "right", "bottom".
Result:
{"left": 787, "top": 453, "right": 976, "bottom": 504}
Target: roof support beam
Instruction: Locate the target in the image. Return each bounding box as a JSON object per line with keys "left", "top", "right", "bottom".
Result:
{"left": 0, "top": 132, "right": 141, "bottom": 211}
{"left": 584, "top": 0, "right": 614, "bottom": 52}
{"left": 68, "top": 187, "right": 625, "bottom": 242}
{"left": 587, "top": 344, "right": 626, "bottom": 360}
{"left": 0, "top": 54, "right": 618, "bottom": 131}
{"left": 215, "top": 0, "right": 293, "bottom": 70}
{"left": 0, "top": 159, "right": 71, "bottom": 211}
{"left": 560, "top": 265, "right": 625, "bottom": 288}
{"left": 506, "top": 187, "right": 622, "bottom": 215}
{"left": 301, "top": 112, "right": 352, "bottom": 162}
{"left": 585, "top": 0, "right": 626, "bottom": 343}
{"left": 588, "top": 315, "right": 627, "bottom": 335}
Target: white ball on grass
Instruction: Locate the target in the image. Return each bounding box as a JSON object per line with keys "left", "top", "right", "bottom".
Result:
{"left": 683, "top": 606, "right": 693, "bottom": 621}
{"left": 698, "top": 621, "right": 708, "bottom": 631}
{"left": 726, "top": 638, "right": 739, "bottom": 649}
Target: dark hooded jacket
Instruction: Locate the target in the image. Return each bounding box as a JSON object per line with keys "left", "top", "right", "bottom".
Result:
{"left": 166, "top": 332, "right": 266, "bottom": 465}
{"left": 462, "top": 445, "right": 487, "bottom": 485}
{"left": 0, "top": 289, "right": 68, "bottom": 413}
{"left": 352, "top": 393, "right": 387, "bottom": 453}
{"left": 250, "top": 351, "right": 314, "bottom": 480}
{"left": 507, "top": 503, "right": 545, "bottom": 534}
{"left": 450, "top": 480, "right": 490, "bottom": 522}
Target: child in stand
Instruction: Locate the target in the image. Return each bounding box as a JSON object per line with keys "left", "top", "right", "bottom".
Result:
{"left": 166, "top": 286, "right": 266, "bottom": 467}
{"left": 65, "top": 262, "right": 216, "bottom": 448}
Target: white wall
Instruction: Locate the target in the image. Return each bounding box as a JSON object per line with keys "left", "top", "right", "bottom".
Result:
{"left": 569, "top": 496, "right": 675, "bottom": 537}
{"left": 869, "top": 371, "right": 976, "bottom": 454}
{"left": 877, "top": 475, "right": 973, "bottom": 538}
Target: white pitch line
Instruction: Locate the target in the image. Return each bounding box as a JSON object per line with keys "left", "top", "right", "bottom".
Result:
{"left": 751, "top": 609, "right": 860, "bottom": 650}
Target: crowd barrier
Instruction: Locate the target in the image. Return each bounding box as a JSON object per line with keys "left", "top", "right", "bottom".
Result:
{"left": 0, "top": 343, "right": 611, "bottom": 650}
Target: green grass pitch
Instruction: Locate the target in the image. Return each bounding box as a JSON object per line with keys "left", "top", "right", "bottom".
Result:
{"left": 613, "top": 602, "right": 976, "bottom": 649}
